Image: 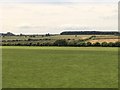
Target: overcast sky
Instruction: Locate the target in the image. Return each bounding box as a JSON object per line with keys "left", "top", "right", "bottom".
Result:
{"left": 0, "top": 0, "right": 119, "bottom": 3}
{"left": 0, "top": 0, "right": 118, "bottom": 34}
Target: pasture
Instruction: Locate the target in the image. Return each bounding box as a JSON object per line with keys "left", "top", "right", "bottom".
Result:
{"left": 2, "top": 35, "right": 117, "bottom": 41}
{"left": 2, "top": 46, "right": 118, "bottom": 88}
{"left": 2, "top": 35, "right": 91, "bottom": 40}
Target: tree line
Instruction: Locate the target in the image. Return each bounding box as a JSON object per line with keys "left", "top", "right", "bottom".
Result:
{"left": 60, "top": 31, "right": 120, "bottom": 35}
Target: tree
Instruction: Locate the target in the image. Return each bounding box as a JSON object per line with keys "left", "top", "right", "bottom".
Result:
{"left": 101, "top": 42, "right": 108, "bottom": 47}
{"left": 76, "top": 42, "right": 86, "bottom": 46}
{"left": 20, "top": 33, "right": 23, "bottom": 36}
{"left": 108, "top": 42, "right": 115, "bottom": 47}
{"left": 29, "top": 43, "right": 32, "bottom": 46}
{"left": 46, "top": 33, "right": 50, "bottom": 36}
{"left": 115, "top": 42, "right": 120, "bottom": 47}
{"left": 37, "top": 42, "right": 40, "bottom": 46}
{"left": 67, "top": 40, "right": 76, "bottom": 46}
{"left": 86, "top": 42, "right": 92, "bottom": 46}
{"left": 28, "top": 38, "right": 32, "bottom": 41}
{"left": 93, "top": 42, "right": 101, "bottom": 46}
{"left": 54, "top": 39, "right": 67, "bottom": 46}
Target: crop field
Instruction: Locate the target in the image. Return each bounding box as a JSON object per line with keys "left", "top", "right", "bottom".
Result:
{"left": 88, "top": 39, "right": 119, "bottom": 43}
{"left": 2, "top": 46, "right": 118, "bottom": 88}
{"left": 88, "top": 35, "right": 119, "bottom": 43}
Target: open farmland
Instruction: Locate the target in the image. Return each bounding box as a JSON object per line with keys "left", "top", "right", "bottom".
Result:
{"left": 1, "top": 35, "right": 120, "bottom": 46}
{"left": 2, "top": 35, "right": 118, "bottom": 40}
{"left": 2, "top": 46, "right": 118, "bottom": 88}
{"left": 2, "top": 35, "right": 92, "bottom": 41}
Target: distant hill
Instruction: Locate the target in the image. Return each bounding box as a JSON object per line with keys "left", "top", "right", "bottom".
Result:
{"left": 60, "top": 31, "right": 120, "bottom": 35}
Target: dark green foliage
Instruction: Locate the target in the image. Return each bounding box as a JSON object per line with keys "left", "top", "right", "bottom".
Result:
{"left": 45, "top": 33, "right": 50, "bottom": 36}
{"left": 108, "top": 42, "right": 115, "bottom": 47}
{"left": 76, "top": 42, "right": 87, "bottom": 46}
{"left": 60, "top": 31, "right": 120, "bottom": 35}
{"left": 2, "top": 40, "right": 120, "bottom": 47}
{"left": 37, "top": 42, "right": 40, "bottom": 46}
{"left": 86, "top": 42, "right": 92, "bottom": 46}
{"left": 54, "top": 39, "right": 67, "bottom": 46}
{"left": 93, "top": 42, "right": 101, "bottom": 46}
{"left": 67, "top": 39, "right": 71, "bottom": 40}
{"left": 115, "top": 42, "right": 120, "bottom": 47}
{"left": 101, "top": 42, "right": 108, "bottom": 47}
{"left": 67, "top": 40, "right": 76, "bottom": 46}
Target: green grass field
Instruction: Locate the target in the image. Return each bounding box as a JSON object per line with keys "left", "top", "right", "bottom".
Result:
{"left": 2, "top": 46, "right": 118, "bottom": 88}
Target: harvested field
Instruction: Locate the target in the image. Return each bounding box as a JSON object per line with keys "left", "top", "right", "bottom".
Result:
{"left": 88, "top": 39, "right": 119, "bottom": 43}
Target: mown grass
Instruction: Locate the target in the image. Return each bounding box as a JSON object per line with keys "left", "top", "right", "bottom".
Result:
{"left": 2, "top": 46, "right": 118, "bottom": 88}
